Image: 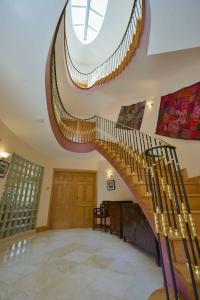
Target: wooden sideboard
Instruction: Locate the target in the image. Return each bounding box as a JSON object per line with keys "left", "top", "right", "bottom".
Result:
{"left": 99, "top": 201, "right": 160, "bottom": 265}
{"left": 122, "top": 203, "right": 160, "bottom": 266}
{"left": 108, "top": 201, "right": 132, "bottom": 238}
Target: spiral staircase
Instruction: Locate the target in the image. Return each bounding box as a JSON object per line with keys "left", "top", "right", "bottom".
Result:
{"left": 45, "top": 1, "right": 200, "bottom": 299}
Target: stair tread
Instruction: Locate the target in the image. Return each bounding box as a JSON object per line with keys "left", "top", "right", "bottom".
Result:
{"left": 149, "top": 209, "right": 200, "bottom": 214}
{"left": 142, "top": 193, "right": 200, "bottom": 198}
{"left": 129, "top": 180, "right": 199, "bottom": 187}
{"left": 174, "top": 262, "right": 200, "bottom": 285}
{"left": 158, "top": 230, "right": 200, "bottom": 241}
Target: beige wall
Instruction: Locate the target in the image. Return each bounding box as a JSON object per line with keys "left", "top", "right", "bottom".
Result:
{"left": 102, "top": 48, "right": 200, "bottom": 178}
{"left": 97, "top": 159, "right": 135, "bottom": 206}
{"left": 0, "top": 121, "right": 115, "bottom": 227}
{"left": 0, "top": 120, "right": 102, "bottom": 227}
{"left": 0, "top": 120, "right": 137, "bottom": 228}
{"left": 148, "top": 0, "right": 200, "bottom": 55}
{"left": 52, "top": 152, "right": 101, "bottom": 171}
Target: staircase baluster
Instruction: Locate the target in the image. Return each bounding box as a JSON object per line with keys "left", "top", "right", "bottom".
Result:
{"left": 120, "top": 126, "right": 125, "bottom": 161}
{"left": 164, "top": 146, "right": 199, "bottom": 300}
{"left": 111, "top": 121, "right": 115, "bottom": 151}
{"left": 154, "top": 139, "right": 172, "bottom": 234}
{"left": 172, "top": 149, "right": 200, "bottom": 262}
{"left": 100, "top": 117, "right": 103, "bottom": 141}
{"left": 115, "top": 124, "right": 120, "bottom": 158}
{"left": 109, "top": 119, "right": 112, "bottom": 148}
{"left": 145, "top": 148, "right": 170, "bottom": 300}
{"left": 134, "top": 131, "right": 143, "bottom": 182}
{"left": 103, "top": 118, "right": 105, "bottom": 143}
{"left": 169, "top": 148, "right": 200, "bottom": 278}
{"left": 150, "top": 147, "right": 179, "bottom": 300}
{"left": 98, "top": 117, "right": 101, "bottom": 141}
{"left": 127, "top": 129, "right": 134, "bottom": 174}
{"left": 141, "top": 133, "right": 150, "bottom": 195}
{"left": 118, "top": 124, "right": 123, "bottom": 158}
{"left": 124, "top": 127, "right": 129, "bottom": 166}
{"left": 158, "top": 142, "right": 179, "bottom": 235}
{"left": 130, "top": 129, "right": 140, "bottom": 180}
{"left": 107, "top": 119, "right": 110, "bottom": 146}
{"left": 138, "top": 131, "right": 148, "bottom": 188}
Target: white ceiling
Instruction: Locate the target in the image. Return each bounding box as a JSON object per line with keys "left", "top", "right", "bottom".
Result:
{"left": 0, "top": 0, "right": 200, "bottom": 160}
{"left": 148, "top": 0, "right": 200, "bottom": 55}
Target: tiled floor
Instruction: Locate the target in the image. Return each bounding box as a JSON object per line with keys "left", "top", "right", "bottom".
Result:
{"left": 0, "top": 229, "right": 163, "bottom": 300}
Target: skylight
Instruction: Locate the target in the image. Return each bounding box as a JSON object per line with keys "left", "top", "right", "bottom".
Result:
{"left": 71, "top": 0, "right": 108, "bottom": 44}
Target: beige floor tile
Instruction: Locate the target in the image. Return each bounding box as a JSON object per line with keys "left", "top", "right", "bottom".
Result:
{"left": 63, "top": 250, "right": 92, "bottom": 263}
{"left": 0, "top": 229, "right": 162, "bottom": 300}
{"left": 64, "top": 263, "right": 102, "bottom": 285}
{"left": 48, "top": 242, "right": 81, "bottom": 258}
{"left": 93, "top": 271, "right": 135, "bottom": 298}
{"left": 73, "top": 287, "right": 122, "bottom": 300}
{"left": 85, "top": 254, "right": 113, "bottom": 269}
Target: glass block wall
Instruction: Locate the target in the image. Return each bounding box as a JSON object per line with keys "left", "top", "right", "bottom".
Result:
{"left": 0, "top": 153, "right": 44, "bottom": 238}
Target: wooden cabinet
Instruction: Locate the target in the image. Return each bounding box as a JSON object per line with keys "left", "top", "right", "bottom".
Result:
{"left": 108, "top": 201, "right": 132, "bottom": 238}
{"left": 122, "top": 203, "right": 160, "bottom": 266}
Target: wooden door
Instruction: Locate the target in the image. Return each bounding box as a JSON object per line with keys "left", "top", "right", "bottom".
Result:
{"left": 49, "top": 171, "right": 96, "bottom": 229}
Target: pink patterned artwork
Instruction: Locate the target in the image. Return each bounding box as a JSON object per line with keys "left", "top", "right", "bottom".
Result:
{"left": 156, "top": 82, "right": 200, "bottom": 140}
{"left": 116, "top": 101, "right": 146, "bottom": 130}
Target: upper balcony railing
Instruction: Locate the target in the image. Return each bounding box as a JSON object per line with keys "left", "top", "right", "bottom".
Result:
{"left": 64, "top": 0, "right": 144, "bottom": 89}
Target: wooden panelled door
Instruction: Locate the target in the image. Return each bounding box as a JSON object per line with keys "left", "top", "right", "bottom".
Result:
{"left": 49, "top": 171, "right": 96, "bottom": 229}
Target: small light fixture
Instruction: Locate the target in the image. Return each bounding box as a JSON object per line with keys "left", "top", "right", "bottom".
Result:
{"left": 147, "top": 99, "right": 154, "bottom": 109}
{"left": 0, "top": 151, "right": 10, "bottom": 159}
{"left": 106, "top": 169, "right": 114, "bottom": 180}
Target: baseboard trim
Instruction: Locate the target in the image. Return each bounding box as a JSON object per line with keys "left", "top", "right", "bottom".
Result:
{"left": 36, "top": 225, "right": 48, "bottom": 232}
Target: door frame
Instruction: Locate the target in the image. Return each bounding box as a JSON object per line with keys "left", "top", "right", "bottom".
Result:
{"left": 47, "top": 169, "right": 97, "bottom": 229}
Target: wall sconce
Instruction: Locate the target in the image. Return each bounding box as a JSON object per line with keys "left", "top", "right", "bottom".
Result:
{"left": 106, "top": 169, "right": 114, "bottom": 180}
{"left": 0, "top": 151, "right": 10, "bottom": 159}
{"left": 147, "top": 99, "right": 154, "bottom": 109}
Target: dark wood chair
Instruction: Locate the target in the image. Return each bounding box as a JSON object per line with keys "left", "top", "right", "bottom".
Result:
{"left": 93, "top": 204, "right": 109, "bottom": 232}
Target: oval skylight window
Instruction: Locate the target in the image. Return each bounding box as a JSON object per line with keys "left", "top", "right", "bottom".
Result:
{"left": 71, "top": 0, "right": 108, "bottom": 44}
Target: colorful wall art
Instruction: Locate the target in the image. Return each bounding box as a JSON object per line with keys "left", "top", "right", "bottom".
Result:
{"left": 156, "top": 82, "right": 200, "bottom": 140}
{"left": 117, "top": 101, "right": 146, "bottom": 130}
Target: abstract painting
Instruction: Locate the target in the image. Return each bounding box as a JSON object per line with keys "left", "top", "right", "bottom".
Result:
{"left": 116, "top": 101, "right": 146, "bottom": 130}
{"left": 156, "top": 82, "right": 200, "bottom": 140}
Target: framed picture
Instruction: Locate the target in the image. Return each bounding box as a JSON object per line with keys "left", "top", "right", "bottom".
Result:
{"left": 0, "top": 160, "right": 9, "bottom": 178}
{"left": 107, "top": 180, "right": 115, "bottom": 191}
